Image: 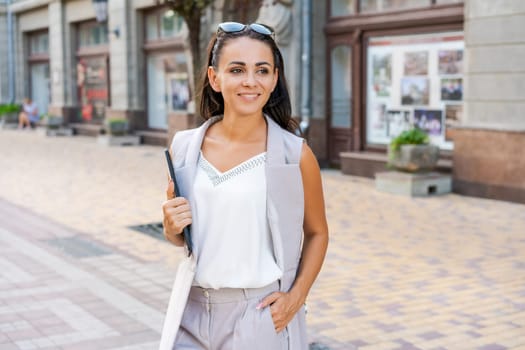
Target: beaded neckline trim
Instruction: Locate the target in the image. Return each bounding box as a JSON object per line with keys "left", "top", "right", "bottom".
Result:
{"left": 199, "top": 152, "right": 266, "bottom": 186}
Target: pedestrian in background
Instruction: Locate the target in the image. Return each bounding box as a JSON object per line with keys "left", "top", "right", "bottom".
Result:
{"left": 162, "top": 22, "right": 328, "bottom": 350}
{"left": 18, "top": 97, "right": 39, "bottom": 129}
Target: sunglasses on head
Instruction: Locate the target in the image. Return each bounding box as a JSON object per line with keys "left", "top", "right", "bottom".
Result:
{"left": 217, "top": 22, "right": 275, "bottom": 39}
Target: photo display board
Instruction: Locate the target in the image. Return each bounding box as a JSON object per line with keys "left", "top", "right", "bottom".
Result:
{"left": 366, "top": 32, "right": 464, "bottom": 150}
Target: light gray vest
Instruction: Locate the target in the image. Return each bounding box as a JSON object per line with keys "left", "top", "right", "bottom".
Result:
{"left": 170, "top": 115, "right": 308, "bottom": 349}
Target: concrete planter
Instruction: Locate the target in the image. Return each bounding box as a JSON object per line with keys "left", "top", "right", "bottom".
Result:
{"left": 43, "top": 116, "right": 64, "bottom": 129}
{"left": 1, "top": 112, "right": 19, "bottom": 128}
{"left": 97, "top": 134, "right": 140, "bottom": 146}
{"left": 104, "top": 119, "right": 129, "bottom": 136}
{"left": 388, "top": 144, "right": 440, "bottom": 173}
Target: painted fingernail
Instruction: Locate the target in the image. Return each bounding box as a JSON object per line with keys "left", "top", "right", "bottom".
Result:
{"left": 256, "top": 302, "right": 263, "bottom": 310}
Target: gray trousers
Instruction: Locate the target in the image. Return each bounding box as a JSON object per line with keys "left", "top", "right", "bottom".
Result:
{"left": 174, "top": 281, "right": 289, "bottom": 350}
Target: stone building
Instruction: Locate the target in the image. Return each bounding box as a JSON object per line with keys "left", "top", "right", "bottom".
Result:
{"left": 1, "top": 0, "right": 523, "bottom": 203}
{"left": 0, "top": 0, "right": 318, "bottom": 144}
{"left": 329, "top": 0, "right": 524, "bottom": 203}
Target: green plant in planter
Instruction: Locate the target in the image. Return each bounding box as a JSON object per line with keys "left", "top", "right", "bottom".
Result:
{"left": 42, "top": 114, "right": 63, "bottom": 129}
{"left": 388, "top": 127, "right": 439, "bottom": 172}
{"left": 0, "top": 103, "right": 21, "bottom": 123}
{"left": 0, "top": 103, "right": 21, "bottom": 114}
{"left": 389, "top": 127, "right": 429, "bottom": 152}
{"left": 104, "top": 118, "right": 129, "bottom": 136}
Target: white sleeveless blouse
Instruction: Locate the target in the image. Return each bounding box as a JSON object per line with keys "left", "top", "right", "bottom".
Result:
{"left": 192, "top": 151, "right": 283, "bottom": 289}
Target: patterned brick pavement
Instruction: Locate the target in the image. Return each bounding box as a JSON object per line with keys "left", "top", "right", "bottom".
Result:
{"left": 0, "top": 129, "right": 524, "bottom": 349}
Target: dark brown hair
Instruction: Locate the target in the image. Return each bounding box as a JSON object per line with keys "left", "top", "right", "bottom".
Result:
{"left": 198, "top": 26, "right": 298, "bottom": 133}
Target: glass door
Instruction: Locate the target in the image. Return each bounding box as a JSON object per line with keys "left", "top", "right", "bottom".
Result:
{"left": 147, "top": 52, "right": 189, "bottom": 129}
{"left": 147, "top": 54, "right": 168, "bottom": 129}
{"left": 30, "top": 62, "right": 50, "bottom": 118}
{"left": 328, "top": 44, "right": 353, "bottom": 164}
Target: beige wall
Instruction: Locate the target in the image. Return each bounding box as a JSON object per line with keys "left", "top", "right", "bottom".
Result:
{"left": 18, "top": 6, "right": 48, "bottom": 31}
{"left": 452, "top": 0, "right": 525, "bottom": 203}
{"left": 463, "top": 0, "right": 525, "bottom": 130}
{"left": 65, "top": 0, "right": 96, "bottom": 23}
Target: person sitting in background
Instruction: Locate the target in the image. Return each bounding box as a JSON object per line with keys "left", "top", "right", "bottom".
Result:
{"left": 18, "top": 98, "right": 39, "bottom": 129}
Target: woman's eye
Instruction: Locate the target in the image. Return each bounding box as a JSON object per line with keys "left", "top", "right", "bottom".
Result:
{"left": 230, "top": 68, "right": 243, "bottom": 74}
{"left": 257, "top": 68, "right": 269, "bottom": 74}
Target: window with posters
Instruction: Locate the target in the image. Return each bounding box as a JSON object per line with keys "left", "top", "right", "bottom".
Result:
{"left": 76, "top": 21, "right": 109, "bottom": 123}
{"left": 77, "top": 57, "right": 108, "bottom": 122}
{"left": 366, "top": 31, "right": 464, "bottom": 150}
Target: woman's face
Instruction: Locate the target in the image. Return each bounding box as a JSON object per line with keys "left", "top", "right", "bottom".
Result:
{"left": 208, "top": 36, "right": 278, "bottom": 118}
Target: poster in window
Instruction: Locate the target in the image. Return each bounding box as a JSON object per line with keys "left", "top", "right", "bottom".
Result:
{"left": 445, "top": 104, "right": 462, "bottom": 127}
{"left": 369, "top": 103, "right": 388, "bottom": 139}
{"left": 372, "top": 53, "right": 392, "bottom": 97}
{"left": 386, "top": 109, "right": 412, "bottom": 138}
{"left": 414, "top": 109, "right": 443, "bottom": 136}
{"left": 401, "top": 77, "right": 429, "bottom": 106}
{"left": 444, "top": 104, "right": 463, "bottom": 141}
{"left": 441, "top": 78, "right": 462, "bottom": 101}
{"left": 404, "top": 51, "right": 428, "bottom": 76}
{"left": 167, "top": 73, "right": 190, "bottom": 111}
{"left": 77, "top": 57, "right": 108, "bottom": 122}
{"left": 438, "top": 50, "right": 463, "bottom": 75}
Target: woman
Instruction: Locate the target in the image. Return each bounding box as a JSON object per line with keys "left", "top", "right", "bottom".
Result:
{"left": 162, "top": 22, "right": 328, "bottom": 350}
{"left": 18, "top": 98, "right": 39, "bottom": 129}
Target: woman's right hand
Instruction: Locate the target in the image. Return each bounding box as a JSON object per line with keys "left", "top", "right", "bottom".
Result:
{"left": 162, "top": 180, "right": 192, "bottom": 246}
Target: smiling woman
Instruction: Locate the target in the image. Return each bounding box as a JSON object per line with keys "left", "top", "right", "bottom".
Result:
{"left": 161, "top": 22, "right": 329, "bottom": 350}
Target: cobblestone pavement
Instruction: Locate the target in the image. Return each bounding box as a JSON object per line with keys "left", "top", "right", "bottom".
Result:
{"left": 1, "top": 128, "right": 525, "bottom": 350}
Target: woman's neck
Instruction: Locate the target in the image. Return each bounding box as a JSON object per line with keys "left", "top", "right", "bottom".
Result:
{"left": 217, "top": 113, "right": 267, "bottom": 143}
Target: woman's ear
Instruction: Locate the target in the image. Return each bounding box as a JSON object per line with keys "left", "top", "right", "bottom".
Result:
{"left": 208, "top": 66, "right": 221, "bottom": 92}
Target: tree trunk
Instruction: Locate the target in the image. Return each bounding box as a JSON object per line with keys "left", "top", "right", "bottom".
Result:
{"left": 186, "top": 10, "right": 203, "bottom": 117}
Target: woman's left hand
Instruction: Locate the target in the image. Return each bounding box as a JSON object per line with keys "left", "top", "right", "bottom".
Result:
{"left": 257, "top": 291, "right": 303, "bottom": 333}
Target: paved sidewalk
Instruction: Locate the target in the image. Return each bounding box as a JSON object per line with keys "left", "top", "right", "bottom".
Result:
{"left": 1, "top": 129, "right": 525, "bottom": 350}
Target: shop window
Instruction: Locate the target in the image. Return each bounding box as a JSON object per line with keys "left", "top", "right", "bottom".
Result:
{"left": 365, "top": 31, "right": 464, "bottom": 150}
{"left": 31, "top": 63, "right": 50, "bottom": 117}
{"left": 331, "top": 0, "right": 356, "bottom": 17}
{"left": 147, "top": 52, "right": 189, "bottom": 128}
{"left": 27, "top": 31, "right": 50, "bottom": 116}
{"left": 78, "top": 22, "right": 108, "bottom": 47}
{"left": 145, "top": 9, "right": 185, "bottom": 41}
{"left": 30, "top": 32, "right": 49, "bottom": 54}
{"left": 77, "top": 57, "right": 108, "bottom": 122}
{"left": 330, "top": 45, "right": 352, "bottom": 128}
{"left": 360, "top": 0, "right": 430, "bottom": 13}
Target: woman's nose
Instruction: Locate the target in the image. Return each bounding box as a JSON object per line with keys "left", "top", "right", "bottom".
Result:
{"left": 242, "top": 73, "right": 257, "bottom": 87}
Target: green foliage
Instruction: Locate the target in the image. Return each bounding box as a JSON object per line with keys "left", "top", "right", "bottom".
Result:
{"left": 105, "top": 118, "right": 129, "bottom": 136}
{"left": 389, "top": 127, "right": 430, "bottom": 152}
{"left": 106, "top": 117, "right": 128, "bottom": 126}
{"left": 0, "top": 103, "right": 21, "bottom": 115}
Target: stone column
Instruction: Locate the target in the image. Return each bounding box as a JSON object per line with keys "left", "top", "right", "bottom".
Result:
{"left": 106, "top": 0, "right": 145, "bottom": 129}
{"left": 108, "top": 0, "right": 128, "bottom": 110}
{"left": 451, "top": 0, "right": 525, "bottom": 203}
{"left": 0, "top": 7, "right": 8, "bottom": 102}
{"left": 48, "top": 1, "right": 69, "bottom": 118}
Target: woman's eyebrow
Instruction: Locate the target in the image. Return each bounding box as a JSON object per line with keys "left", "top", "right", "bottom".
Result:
{"left": 227, "top": 61, "right": 272, "bottom": 67}
{"left": 227, "top": 61, "right": 246, "bottom": 66}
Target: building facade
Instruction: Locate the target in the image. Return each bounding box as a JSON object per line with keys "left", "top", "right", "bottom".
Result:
{"left": 326, "top": 0, "right": 464, "bottom": 168}
{"left": 1, "top": 0, "right": 314, "bottom": 144}
{"left": 1, "top": 0, "right": 524, "bottom": 203}
{"left": 321, "top": 0, "right": 524, "bottom": 203}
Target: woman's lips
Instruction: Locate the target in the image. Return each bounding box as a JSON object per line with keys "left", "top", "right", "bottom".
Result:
{"left": 237, "top": 93, "right": 261, "bottom": 101}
